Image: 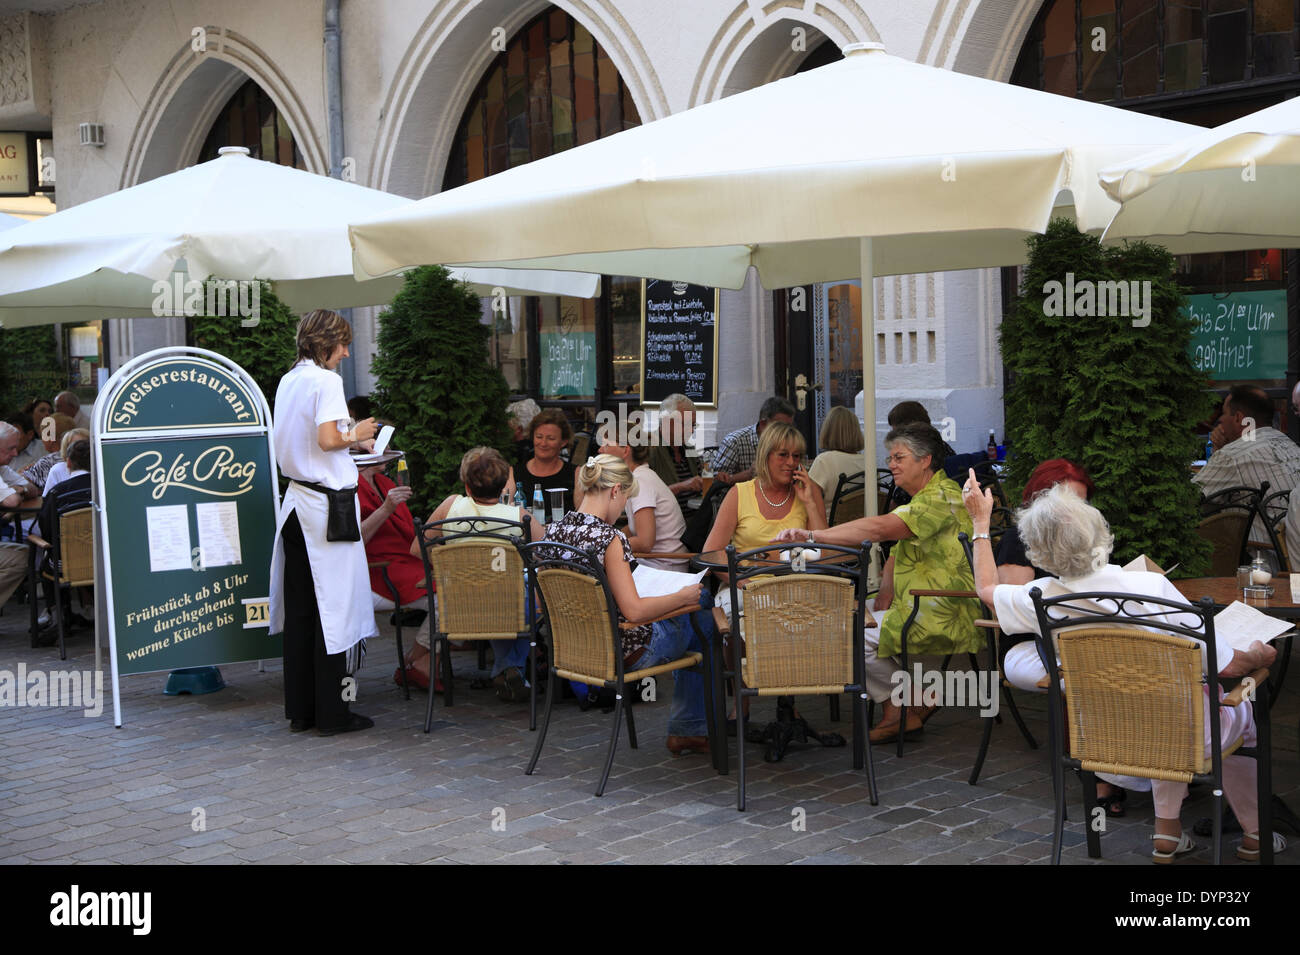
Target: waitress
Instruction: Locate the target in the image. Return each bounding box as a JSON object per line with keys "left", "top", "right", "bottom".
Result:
{"left": 269, "top": 310, "right": 379, "bottom": 735}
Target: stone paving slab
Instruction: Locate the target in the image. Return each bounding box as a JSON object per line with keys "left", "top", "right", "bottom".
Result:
{"left": 1, "top": 603, "right": 1297, "bottom": 865}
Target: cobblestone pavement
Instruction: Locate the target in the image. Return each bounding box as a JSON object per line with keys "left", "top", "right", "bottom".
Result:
{"left": 2, "top": 604, "right": 1296, "bottom": 865}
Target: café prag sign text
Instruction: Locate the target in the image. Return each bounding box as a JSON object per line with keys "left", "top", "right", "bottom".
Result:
{"left": 121, "top": 446, "right": 257, "bottom": 500}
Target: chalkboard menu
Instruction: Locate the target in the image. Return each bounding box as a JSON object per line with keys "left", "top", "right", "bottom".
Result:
{"left": 1184, "top": 289, "right": 1288, "bottom": 382}
{"left": 640, "top": 279, "right": 719, "bottom": 407}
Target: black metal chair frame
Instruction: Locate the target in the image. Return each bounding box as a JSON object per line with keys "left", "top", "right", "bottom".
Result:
{"left": 955, "top": 531, "right": 1038, "bottom": 785}
{"left": 416, "top": 516, "right": 538, "bottom": 733}
{"left": 522, "top": 538, "right": 717, "bottom": 796}
{"left": 1200, "top": 482, "right": 1270, "bottom": 569}
{"left": 26, "top": 504, "right": 94, "bottom": 661}
{"left": 721, "top": 540, "right": 877, "bottom": 811}
{"left": 828, "top": 470, "right": 866, "bottom": 525}
{"left": 1256, "top": 487, "right": 1290, "bottom": 573}
{"left": 369, "top": 561, "right": 413, "bottom": 700}
{"left": 1029, "top": 588, "right": 1274, "bottom": 865}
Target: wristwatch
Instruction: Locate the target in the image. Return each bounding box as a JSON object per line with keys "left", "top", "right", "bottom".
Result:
{"left": 807, "top": 531, "right": 815, "bottom": 545}
{"left": 972, "top": 532, "right": 990, "bottom": 541}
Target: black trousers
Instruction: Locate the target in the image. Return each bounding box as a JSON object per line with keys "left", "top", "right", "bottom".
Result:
{"left": 281, "top": 510, "right": 351, "bottom": 729}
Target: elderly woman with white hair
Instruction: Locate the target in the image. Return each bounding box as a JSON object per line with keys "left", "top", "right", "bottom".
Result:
{"left": 963, "top": 474, "right": 1282, "bottom": 863}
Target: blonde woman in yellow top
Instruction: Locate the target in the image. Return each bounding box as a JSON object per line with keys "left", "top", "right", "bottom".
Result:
{"left": 702, "top": 421, "right": 826, "bottom": 607}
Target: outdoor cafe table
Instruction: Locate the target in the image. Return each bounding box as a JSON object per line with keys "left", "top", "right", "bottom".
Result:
{"left": 1172, "top": 575, "right": 1300, "bottom": 856}
{"left": 691, "top": 546, "right": 864, "bottom": 764}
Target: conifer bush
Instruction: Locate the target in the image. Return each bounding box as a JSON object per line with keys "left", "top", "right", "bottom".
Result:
{"left": 1001, "top": 219, "right": 1215, "bottom": 574}
{"left": 371, "top": 266, "right": 512, "bottom": 514}
{"left": 190, "top": 279, "right": 296, "bottom": 411}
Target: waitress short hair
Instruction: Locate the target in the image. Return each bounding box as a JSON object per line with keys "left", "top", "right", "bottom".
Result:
{"left": 460, "top": 447, "right": 511, "bottom": 499}
{"left": 754, "top": 421, "right": 806, "bottom": 487}
{"left": 528, "top": 408, "right": 573, "bottom": 444}
{"left": 296, "top": 309, "right": 352, "bottom": 366}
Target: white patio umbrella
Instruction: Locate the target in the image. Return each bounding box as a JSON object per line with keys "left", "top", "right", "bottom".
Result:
{"left": 350, "top": 42, "right": 1201, "bottom": 521}
{"left": 1099, "top": 96, "right": 1300, "bottom": 252}
{"left": 0, "top": 213, "right": 27, "bottom": 231}
{"left": 0, "top": 146, "right": 598, "bottom": 329}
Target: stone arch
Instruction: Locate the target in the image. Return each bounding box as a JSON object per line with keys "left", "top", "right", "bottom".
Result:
{"left": 939, "top": 0, "right": 1046, "bottom": 78}
{"left": 121, "top": 26, "right": 326, "bottom": 188}
{"left": 690, "top": 0, "right": 878, "bottom": 106}
{"left": 370, "top": 0, "right": 665, "bottom": 199}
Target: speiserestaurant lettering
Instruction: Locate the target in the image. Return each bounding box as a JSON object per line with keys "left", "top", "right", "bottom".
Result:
{"left": 109, "top": 361, "right": 258, "bottom": 429}
{"left": 121, "top": 446, "right": 257, "bottom": 500}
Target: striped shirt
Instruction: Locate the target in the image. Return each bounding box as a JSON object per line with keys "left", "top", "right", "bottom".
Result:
{"left": 711, "top": 424, "right": 759, "bottom": 476}
{"left": 1193, "top": 427, "right": 1300, "bottom": 542}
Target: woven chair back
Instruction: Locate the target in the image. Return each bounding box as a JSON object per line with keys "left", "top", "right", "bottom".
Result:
{"left": 1056, "top": 627, "right": 1208, "bottom": 782}
{"left": 58, "top": 508, "right": 95, "bottom": 587}
{"left": 1196, "top": 510, "right": 1250, "bottom": 576}
{"left": 741, "top": 575, "right": 855, "bottom": 690}
{"left": 535, "top": 568, "right": 617, "bottom": 683}
{"left": 831, "top": 488, "right": 864, "bottom": 526}
{"left": 427, "top": 539, "right": 526, "bottom": 637}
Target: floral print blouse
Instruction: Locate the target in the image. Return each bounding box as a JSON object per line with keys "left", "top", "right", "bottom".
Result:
{"left": 538, "top": 510, "right": 651, "bottom": 656}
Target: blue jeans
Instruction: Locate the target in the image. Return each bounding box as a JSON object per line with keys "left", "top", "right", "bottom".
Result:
{"left": 490, "top": 637, "right": 532, "bottom": 678}
{"left": 638, "top": 606, "right": 712, "bottom": 737}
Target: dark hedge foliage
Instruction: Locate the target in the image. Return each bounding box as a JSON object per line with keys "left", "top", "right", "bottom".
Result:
{"left": 1001, "top": 219, "right": 1216, "bottom": 575}
{"left": 371, "top": 266, "right": 512, "bottom": 515}
{"left": 190, "top": 279, "right": 296, "bottom": 412}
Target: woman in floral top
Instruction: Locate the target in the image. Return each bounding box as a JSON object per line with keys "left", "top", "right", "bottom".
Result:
{"left": 777, "top": 422, "right": 978, "bottom": 744}
{"left": 539, "top": 453, "right": 713, "bottom": 756}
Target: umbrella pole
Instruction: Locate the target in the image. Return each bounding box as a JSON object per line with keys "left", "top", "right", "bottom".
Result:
{"left": 859, "top": 237, "right": 881, "bottom": 587}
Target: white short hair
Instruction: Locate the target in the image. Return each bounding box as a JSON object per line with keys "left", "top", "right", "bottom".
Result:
{"left": 506, "top": 398, "right": 541, "bottom": 430}
{"left": 659, "top": 393, "right": 695, "bottom": 415}
{"left": 1017, "top": 483, "right": 1114, "bottom": 581}
{"left": 55, "top": 390, "right": 80, "bottom": 410}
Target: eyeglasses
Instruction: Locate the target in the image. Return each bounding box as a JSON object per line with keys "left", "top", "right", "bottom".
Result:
{"left": 885, "top": 452, "right": 912, "bottom": 465}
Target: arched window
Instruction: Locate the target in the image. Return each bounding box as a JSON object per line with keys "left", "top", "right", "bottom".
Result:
{"left": 444, "top": 7, "right": 642, "bottom": 409}
{"left": 198, "top": 78, "right": 305, "bottom": 168}
{"left": 1012, "top": 0, "right": 1298, "bottom": 400}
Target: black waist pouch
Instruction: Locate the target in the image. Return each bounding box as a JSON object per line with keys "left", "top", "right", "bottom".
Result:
{"left": 296, "top": 481, "right": 360, "bottom": 542}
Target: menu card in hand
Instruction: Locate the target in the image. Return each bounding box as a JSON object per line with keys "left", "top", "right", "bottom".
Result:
{"left": 1211, "top": 601, "right": 1293, "bottom": 653}
{"left": 632, "top": 564, "right": 707, "bottom": 598}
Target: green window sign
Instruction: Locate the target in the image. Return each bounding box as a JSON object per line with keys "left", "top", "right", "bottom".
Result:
{"left": 1183, "top": 289, "right": 1287, "bottom": 381}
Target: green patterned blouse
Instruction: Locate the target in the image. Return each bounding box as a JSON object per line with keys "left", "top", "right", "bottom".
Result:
{"left": 877, "top": 470, "right": 981, "bottom": 657}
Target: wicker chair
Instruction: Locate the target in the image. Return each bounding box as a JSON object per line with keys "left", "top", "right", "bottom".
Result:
{"left": 1030, "top": 588, "right": 1274, "bottom": 865}
{"left": 1198, "top": 483, "right": 1268, "bottom": 575}
{"left": 26, "top": 506, "right": 94, "bottom": 661}
{"left": 522, "top": 539, "right": 714, "bottom": 796}
{"left": 714, "top": 541, "right": 877, "bottom": 811}
{"left": 1255, "top": 488, "right": 1291, "bottom": 573}
{"left": 417, "top": 516, "right": 535, "bottom": 733}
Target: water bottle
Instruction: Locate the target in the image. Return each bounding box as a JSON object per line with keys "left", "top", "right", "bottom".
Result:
{"left": 532, "top": 486, "right": 546, "bottom": 528}
{"left": 1204, "top": 438, "right": 1214, "bottom": 461}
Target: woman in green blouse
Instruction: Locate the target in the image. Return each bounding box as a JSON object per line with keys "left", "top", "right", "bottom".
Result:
{"left": 777, "top": 422, "right": 979, "bottom": 743}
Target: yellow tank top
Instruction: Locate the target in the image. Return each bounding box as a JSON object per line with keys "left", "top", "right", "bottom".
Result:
{"left": 732, "top": 480, "right": 808, "bottom": 552}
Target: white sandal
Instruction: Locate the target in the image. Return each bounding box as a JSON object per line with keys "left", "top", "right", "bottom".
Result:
{"left": 1237, "top": 831, "right": 1287, "bottom": 861}
{"left": 1151, "top": 832, "right": 1197, "bottom": 864}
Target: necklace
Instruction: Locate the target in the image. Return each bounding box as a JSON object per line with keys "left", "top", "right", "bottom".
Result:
{"left": 757, "top": 481, "right": 792, "bottom": 508}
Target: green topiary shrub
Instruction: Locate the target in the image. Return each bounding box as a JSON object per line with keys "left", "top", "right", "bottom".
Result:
{"left": 1001, "top": 218, "right": 1216, "bottom": 575}
{"left": 371, "top": 266, "right": 512, "bottom": 515}
{"left": 190, "top": 279, "right": 297, "bottom": 411}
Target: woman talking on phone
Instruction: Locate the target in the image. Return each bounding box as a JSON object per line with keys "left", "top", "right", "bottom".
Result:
{"left": 269, "top": 310, "right": 379, "bottom": 736}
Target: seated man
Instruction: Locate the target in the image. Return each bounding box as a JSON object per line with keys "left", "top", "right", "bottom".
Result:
{"left": 711, "top": 395, "right": 794, "bottom": 486}
{"left": 6, "top": 412, "right": 42, "bottom": 472}
{"left": 54, "top": 391, "right": 92, "bottom": 433}
{"left": 1196, "top": 384, "right": 1300, "bottom": 547}
{"left": 647, "top": 393, "right": 703, "bottom": 501}
{"left": 0, "top": 421, "right": 40, "bottom": 609}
